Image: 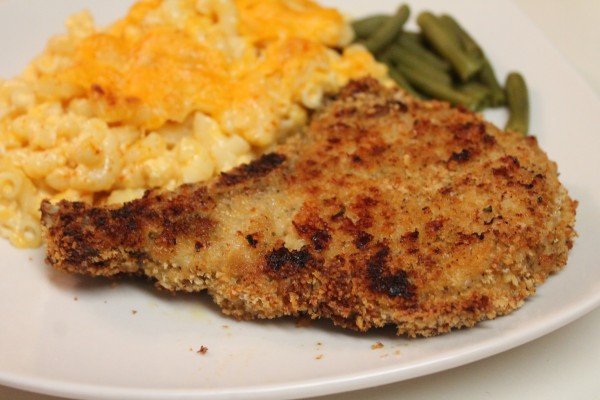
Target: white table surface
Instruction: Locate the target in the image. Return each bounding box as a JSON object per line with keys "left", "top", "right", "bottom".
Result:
{"left": 1, "top": 1, "right": 599, "bottom": 399}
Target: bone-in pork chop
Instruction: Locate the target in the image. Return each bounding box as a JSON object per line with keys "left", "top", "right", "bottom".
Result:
{"left": 41, "top": 78, "right": 577, "bottom": 337}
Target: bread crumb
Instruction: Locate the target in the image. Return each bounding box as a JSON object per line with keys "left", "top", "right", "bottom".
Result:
{"left": 371, "top": 341, "right": 384, "bottom": 350}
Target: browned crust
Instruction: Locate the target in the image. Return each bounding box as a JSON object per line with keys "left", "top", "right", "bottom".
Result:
{"left": 41, "top": 78, "right": 577, "bottom": 337}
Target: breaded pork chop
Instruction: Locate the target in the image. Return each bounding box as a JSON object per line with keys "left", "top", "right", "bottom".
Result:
{"left": 41, "top": 78, "right": 577, "bottom": 337}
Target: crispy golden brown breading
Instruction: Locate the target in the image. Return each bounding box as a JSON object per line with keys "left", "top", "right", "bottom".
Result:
{"left": 41, "top": 78, "right": 577, "bottom": 337}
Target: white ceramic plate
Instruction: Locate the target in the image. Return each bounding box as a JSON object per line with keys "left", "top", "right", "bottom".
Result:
{"left": 1, "top": 1, "right": 599, "bottom": 399}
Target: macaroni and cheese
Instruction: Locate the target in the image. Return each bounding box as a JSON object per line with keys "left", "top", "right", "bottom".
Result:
{"left": 0, "top": 0, "right": 388, "bottom": 248}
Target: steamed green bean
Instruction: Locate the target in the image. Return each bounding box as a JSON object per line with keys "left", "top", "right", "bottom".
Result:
{"left": 396, "top": 63, "right": 479, "bottom": 110}
{"left": 383, "top": 44, "right": 452, "bottom": 86}
{"left": 396, "top": 32, "right": 451, "bottom": 71}
{"left": 352, "top": 15, "right": 391, "bottom": 39}
{"left": 361, "top": 5, "right": 410, "bottom": 54}
{"left": 351, "top": 4, "right": 529, "bottom": 133}
{"left": 416, "top": 12, "right": 482, "bottom": 82}
{"left": 504, "top": 72, "right": 529, "bottom": 135}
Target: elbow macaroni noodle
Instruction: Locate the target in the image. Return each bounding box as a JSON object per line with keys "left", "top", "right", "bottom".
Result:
{"left": 0, "top": 0, "right": 389, "bottom": 248}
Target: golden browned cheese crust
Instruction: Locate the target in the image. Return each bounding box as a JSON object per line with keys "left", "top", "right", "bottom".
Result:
{"left": 41, "top": 78, "right": 577, "bottom": 337}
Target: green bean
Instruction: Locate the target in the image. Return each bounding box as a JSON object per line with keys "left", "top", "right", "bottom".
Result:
{"left": 384, "top": 44, "right": 452, "bottom": 86}
{"left": 438, "top": 14, "right": 484, "bottom": 58}
{"left": 478, "top": 58, "right": 506, "bottom": 106}
{"left": 396, "top": 63, "right": 478, "bottom": 110}
{"left": 399, "top": 30, "right": 424, "bottom": 44}
{"left": 458, "top": 81, "right": 489, "bottom": 95}
{"left": 437, "top": 15, "right": 505, "bottom": 106}
{"left": 362, "top": 4, "right": 410, "bottom": 54}
{"left": 416, "top": 12, "right": 482, "bottom": 81}
{"left": 351, "top": 15, "right": 391, "bottom": 40}
{"left": 353, "top": 6, "right": 526, "bottom": 117}
{"left": 387, "top": 66, "right": 424, "bottom": 98}
{"left": 396, "top": 33, "right": 451, "bottom": 71}
{"left": 504, "top": 72, "right": 529, "bottom": 135}
{"left": 457, "top": 81, "right": 491, "bottom": 111}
